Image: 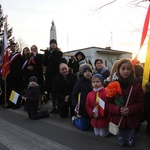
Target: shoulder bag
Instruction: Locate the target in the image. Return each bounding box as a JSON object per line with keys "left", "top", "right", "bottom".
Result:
{"left": 109, "top": 86, "right": 133, "bottom": 135}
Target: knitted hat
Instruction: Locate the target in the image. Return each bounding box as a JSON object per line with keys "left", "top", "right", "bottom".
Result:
{"left": 29, "top": 76, "right": 38, "bottom": 83}
{"left": 81, "top": 64, "right": 92, "bottom": 74}
{"left": 92, "top": 74, "right": 104, "bottom": 85}
{"left": 50, "top": 39, "right": 57, "bottom": 45}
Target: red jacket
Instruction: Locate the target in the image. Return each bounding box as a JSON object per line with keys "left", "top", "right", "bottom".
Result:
{"left": 106, "top": 83, "right": 144, "bottom": 130}
{"left": 86, "top": 88, "right": 110, "bottom": 128}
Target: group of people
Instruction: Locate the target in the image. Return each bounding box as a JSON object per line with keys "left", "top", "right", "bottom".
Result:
{"left": 0, "top": 38, "right": 149, "bottom": 147}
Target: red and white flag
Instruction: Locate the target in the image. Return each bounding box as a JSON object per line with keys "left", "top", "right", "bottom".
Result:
{"left": 93, "top": 92, "right": 105, "bottom": 117}
{"left": 1, "top": 28, "right": 10, "bottom": 79}
{"left": 98, "top": 97, "right": 105, "bottom": 117}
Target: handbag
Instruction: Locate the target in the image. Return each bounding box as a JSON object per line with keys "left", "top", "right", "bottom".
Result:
{"left": 109, "top": 86, "right": 133, "bottom": 135}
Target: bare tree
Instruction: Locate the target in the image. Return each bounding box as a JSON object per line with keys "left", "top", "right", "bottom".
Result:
{"left": 96, "top": 0, "right": 149, "bottom": 10}
{"left": 16, "top": 37, "right": 28, "bottom": 53}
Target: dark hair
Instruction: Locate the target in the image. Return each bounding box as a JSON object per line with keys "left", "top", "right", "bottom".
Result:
{"left": 22, "top": 47, "right": 30, "bottom": 59}
{"left": 23, "top": 47, "right": 30, "bottom": 52}
{"left": 31, "top": 45, "right": 37, "bottom": 50}
{"left": 10, "top": 42, "right": 16, "bottom": 46}
{"left": 50, "top": 39, "right": 57, "bottom": 45}
{"left": 94, "top": 58, "right": 103, "bottom": 66}
{"left": 117, "top": 58, "right": 136, "bottom": 85}
{"left": 134, "top": 64, "right": 143, "bottom": 78}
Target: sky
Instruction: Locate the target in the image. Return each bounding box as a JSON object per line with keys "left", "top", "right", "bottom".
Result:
{"left": 1, "top": 0, "right": 150, "bottom": 62}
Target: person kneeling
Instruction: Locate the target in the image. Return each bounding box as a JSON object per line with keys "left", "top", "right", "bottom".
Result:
{"left": 22, "top": 76, "right": 49, "bottom": 120}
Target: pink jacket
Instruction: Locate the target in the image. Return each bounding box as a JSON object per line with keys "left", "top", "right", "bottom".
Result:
{"left": 86, "top": 88, "right": 110, "bottom": 128}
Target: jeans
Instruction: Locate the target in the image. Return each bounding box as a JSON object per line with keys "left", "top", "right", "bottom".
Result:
{"left": 118, "top": 129, "right": 135, "bottom": 147}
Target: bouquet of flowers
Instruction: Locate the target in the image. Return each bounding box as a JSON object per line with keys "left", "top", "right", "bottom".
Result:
{"left": 105, "top": 81, "right": 124, "bottom": 106}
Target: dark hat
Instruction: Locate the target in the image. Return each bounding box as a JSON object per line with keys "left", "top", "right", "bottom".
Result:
{"left": 81, "top": 64, "right": 92, "bottom": 74}
{"left": 50, "top": 39, "right": 57, "bottom": 45}
{"left": 92, "top": 74, "right": 104, "bottom": 85}
{"left": 29, "top": 76, "right": 38, "bottom": 83}
{"left": 75, "top": 51, "right": 85, "bottom": 60}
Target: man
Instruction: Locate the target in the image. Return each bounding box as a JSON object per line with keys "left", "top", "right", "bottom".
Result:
{"left": 5, "top": 42, "right": 23, "bottom": 108}
{"left": 43, "top": 39, "right": 63, "bottom": 113}
{"left": 53, "top": 63, "right": 77, "bottom": 118}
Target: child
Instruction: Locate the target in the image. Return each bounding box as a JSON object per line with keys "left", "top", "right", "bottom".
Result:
{"left": 22, "top": 76, "right": 49, "bottom": 120}
{"left": 71, "top": 64, "right": 93, "bottom": 131}
{"left": 86, "top": 74, "right": 110, "bottom": 137}
{"left": 105, "top": 58, "right": 144, "bottom": 147}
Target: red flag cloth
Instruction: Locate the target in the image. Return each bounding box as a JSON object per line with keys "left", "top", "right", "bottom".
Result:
{"left": 132, "top": 4, "right": 150, "bottom": 65}
{"left": 98, "top": 98, "right": 105, "bottom": 117}
{"left": 1, "top": 28, "right": 10, "bottom": 79}
{"left": 2, "top": 49, "right": 10, "bottom": 79}
{"left": 140, "top": 4, "right": 150, "bottom": 49}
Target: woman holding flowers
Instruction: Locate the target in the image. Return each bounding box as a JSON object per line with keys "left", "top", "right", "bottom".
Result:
{"left": 105, "top": 58, "right": 144, "bottom": 147}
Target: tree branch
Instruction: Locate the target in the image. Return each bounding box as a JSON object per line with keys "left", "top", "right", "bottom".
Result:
{"left": 96, "top": 0, "right": 117, "bottom": 11}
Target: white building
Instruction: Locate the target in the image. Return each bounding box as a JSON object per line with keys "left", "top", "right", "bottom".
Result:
{"left": 63, "top": 46, "right": 132, "bottom": 70}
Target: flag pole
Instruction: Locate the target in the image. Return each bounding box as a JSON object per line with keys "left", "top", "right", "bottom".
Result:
{"left": 4, "top": 79, "right": 7, "bottom": 108}
{"left": 2, "top": 16, "right": 10, "bottom": 108}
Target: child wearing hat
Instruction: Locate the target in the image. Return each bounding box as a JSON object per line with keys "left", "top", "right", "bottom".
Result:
{"left": 71, "top": 64, "right": 93, "bottom": 131}
{"left": 22, "top": 76, "right": 49, "bottom": 120}
{"left": 86, "top": 74, "right": 110, "bottom": 137}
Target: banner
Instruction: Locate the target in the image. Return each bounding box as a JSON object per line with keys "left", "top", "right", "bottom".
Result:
{"left": 9, "top": 90, "right": 20, "bottom": 104}
{"left": 1, "top": 28, "right": 10, "bottom": 79}
{"left": 132, "top": 4, "right": 150, "bottom": 65}
{"left": 93, "top": 92, "right": 105, "bottom": 117}
{"left": 142, "top": 36, "right": 150, "bottom": 91}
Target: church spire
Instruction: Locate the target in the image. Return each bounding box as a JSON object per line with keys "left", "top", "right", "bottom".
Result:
{"left": 50, "top": 21, "right": 57, "bottom": 42}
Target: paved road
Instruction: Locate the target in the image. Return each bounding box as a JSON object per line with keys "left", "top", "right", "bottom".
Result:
{"left": 0, "top": 101, "right": 150, "bottom": 150}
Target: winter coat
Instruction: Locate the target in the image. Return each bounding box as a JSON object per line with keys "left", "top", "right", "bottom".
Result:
{"left": 43, "top": 49, "right": 63, "bottom": 77}
{"left": 106, "top": 83, "right": 144, "bottom": 130}
{"left": 93, "top": 66, "right": 110, "bottom": 79}
{"left": 24, "top": 85, "right": 41, "bottom": 113}
{"left": 144, "top": 82, "right": 150, "bottom": 123}
{"left": 6, "top": 52, "right": 23, "bottom": 103}
{"left": 53, "top": 72, "right": 77, "bottom": 104}
{"left": 43, "top": 49, "right": 63, "bottom": 92}
{"left": 86, "top": 88, "right": 110, "bottom": 128}
{"left": 23, "top": 53, "right": 44, "bottom": 91}
{"left": 72, "top": 77, "right": 92, "bottom": 117}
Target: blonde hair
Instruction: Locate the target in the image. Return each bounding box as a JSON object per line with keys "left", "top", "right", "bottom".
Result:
{"left": 109, "top": 60, "right": 120, "bottom": 82}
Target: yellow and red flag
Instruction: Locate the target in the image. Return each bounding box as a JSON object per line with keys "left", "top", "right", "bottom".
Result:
{"left": 142, "top": 36, "right": 150, "bottom": 91}
{"left": 132, "top": 4, "right": 150, "bottom": 65}
{"left": 93, "top": 92, "right": 105, "bottom": 117}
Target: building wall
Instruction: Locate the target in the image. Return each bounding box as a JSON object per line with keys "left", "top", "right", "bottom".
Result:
{"left": 63, "top": 47, "right": 132, "bottom": 71}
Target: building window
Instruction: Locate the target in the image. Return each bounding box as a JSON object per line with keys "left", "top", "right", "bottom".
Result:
{"left": 105, "top": 60, "right": 107, "bottom": 67}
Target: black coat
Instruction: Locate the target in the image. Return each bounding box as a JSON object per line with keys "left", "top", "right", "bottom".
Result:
{"left": 72, "top": 77, "right": 92, "bottom": 117}
{"left": 6, "top": 52, "right": 23, "bottom": 103}
{"left": 53, "top": 72, "right": 77, "bottom": 104}
{"left": 43, "top": 49, "right": 63, "bottom": 92}
{"left": 24, "top": 85, "right": 41, "bottom": 113}
{"left": 23, "top": 53, "right": 44, "bottom": 90}
{"left": 144, "top": 91, "right": 150, "bottom": 122}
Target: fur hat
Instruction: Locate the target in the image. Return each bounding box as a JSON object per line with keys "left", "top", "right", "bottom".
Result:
{"left": 92, "top": 74, "right": 104, "bottom": 85}
{"left": 50, "top": 39, "right": 57, "bottom": 45}
{"left": 29, "top": 76, "right": 38, "bottom": 83}
{"left": 81, "top": 64, "right": 92, "bottom": 74}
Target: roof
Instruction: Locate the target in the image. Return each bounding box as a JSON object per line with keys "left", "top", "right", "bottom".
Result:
{"left": 64, "top": 46, "right": 132, "bottom": 54}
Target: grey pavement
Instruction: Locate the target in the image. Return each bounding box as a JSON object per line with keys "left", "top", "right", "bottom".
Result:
{"left": 0, "top": 100, "right": 149, "bottom": 150}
